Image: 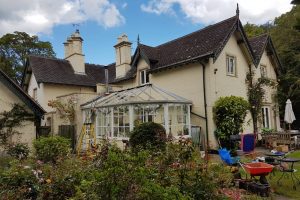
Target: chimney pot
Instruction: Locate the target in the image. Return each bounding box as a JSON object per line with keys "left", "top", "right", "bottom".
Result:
{"left": 114, "top": 34, "right": 132, "bottom": 78}
{"left": 63, "top": 31, "right": 85, "bottom": 74}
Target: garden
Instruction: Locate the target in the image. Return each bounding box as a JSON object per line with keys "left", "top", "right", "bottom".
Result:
{"left": 1, "top": 95, "right": 299, "bottom": 199}
{"left": 0, "top": 137, "right": 227, "bottom": 199}
{"left": 1, "top": 131, "right": 300, "bottom": 200}
{"left": 1, "top": 121, "right": 280, "bottom": 200}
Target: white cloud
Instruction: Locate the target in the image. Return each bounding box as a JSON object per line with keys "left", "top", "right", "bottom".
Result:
{"left": 0, "top": 0, "right": 125, "bottom": 36}
{"left": 141, "top": 0, "right": 293, "bottom": 24}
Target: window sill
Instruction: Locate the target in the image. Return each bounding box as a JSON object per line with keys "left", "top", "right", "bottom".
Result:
{"left": 226, "top": 74, "right": 237, "bottom": 77}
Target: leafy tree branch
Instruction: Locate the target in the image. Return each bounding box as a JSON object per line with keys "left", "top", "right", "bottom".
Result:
{"left": 0, "top": 31, "right": 55, "bottom": 82}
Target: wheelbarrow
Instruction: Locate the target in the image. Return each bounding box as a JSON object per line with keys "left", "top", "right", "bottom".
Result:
{"left": 238, "top": 162, "right": 274, "bottom": 197}
{"left": 241, "top": 162, "right": 274, "bottom": 177}
{"left": 240, "top": 162, "right": 274, "bottom": 183}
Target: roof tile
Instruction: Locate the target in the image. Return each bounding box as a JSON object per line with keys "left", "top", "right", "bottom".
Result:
{"left": 29, "top": 55, "right": 106, "bottom": 87}
{"left": 139, "top": 16, "right": 237, "bottom": 70}
{"left": 248, "top": 34, "right": 268, "bottom": 63}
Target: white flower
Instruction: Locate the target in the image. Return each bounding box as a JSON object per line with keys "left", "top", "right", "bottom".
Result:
{"left": 32, "top": 170, "right": 37, "bottom": 175}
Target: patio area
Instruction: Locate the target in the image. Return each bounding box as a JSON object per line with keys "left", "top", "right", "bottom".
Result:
{"left": 261, "top": 130, "right": 300, "bottom": 150}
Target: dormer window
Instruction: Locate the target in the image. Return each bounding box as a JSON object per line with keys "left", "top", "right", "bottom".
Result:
{"left": 140, "top": 70, "right": 149, "bottom": 85}
{"left": 226, "top": 55, "right": 236, "bottom": 76}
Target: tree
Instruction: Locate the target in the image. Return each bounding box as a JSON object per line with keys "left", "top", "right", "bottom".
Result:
{"left": 271, "top": 5, "right": 300, "bottom": 127}
{"left": 0, "top": 31, "right": 55, "bottom": 82}
{"left": 292, "top": 0, "right": 300, "bottom": 30}
{"left": 243, "top": 23, "right": 267, "bottom": 38}
{"left": 292, "top": 0, "right": 300, "bottom": 5}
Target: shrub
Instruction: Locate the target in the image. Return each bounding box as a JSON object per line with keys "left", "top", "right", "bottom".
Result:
{"left": 213, "top": 96, "right": 249, "bottom": 149}
{"left": 0, "top": 160, "right": 39, "bottom": 199}
{"left": 33, "top": 136, "right": 70, "bottom": 163}
{"left": 38, "top": 158, "right": 88, "bottom": 199}
{"left": 261, "top": 128, "right": 274, "bottom": 134}
{"left": 7, "top": 143, "right": 30, "bottom": 160}
{"left": 129, "top": 122, "right": 167, "bottom": 151}
{"left": 85, "top": 143, "right": 194, "bottom": 200}
{"left": 1, "top": 139, "right": 228, "bottom": 200}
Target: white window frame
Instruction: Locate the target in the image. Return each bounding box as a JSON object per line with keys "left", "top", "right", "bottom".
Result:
{"left": 226, "top": 55, "right": 236, "bottom": 76}
{"left": 260, "top": 65, "right": 267, "bottom": 78}
{"left": 168, "top": 104, "right": 190, "bottom": 137}
{"left": 140, "top": 69, "right": 149, "bottom": 85}
{"left": 112, "top": 106, "right": 130, "bottom": 139}
{"left": 262, "top": 106, "right": 271, "bottom": 128}
{"left": 96, "top": 108, "right": 111, "bottom": 138}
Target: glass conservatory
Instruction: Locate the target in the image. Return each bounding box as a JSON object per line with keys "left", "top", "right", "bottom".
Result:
{"left": 81, "top": 84, "right": 192, "bottom": 140}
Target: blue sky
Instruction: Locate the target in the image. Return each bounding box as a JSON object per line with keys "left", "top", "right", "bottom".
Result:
{"left": 0, "top": 0, "right": 293, "bottom": 65}
{"left": 41, "top": 0, "right": 203, "bottom": 65}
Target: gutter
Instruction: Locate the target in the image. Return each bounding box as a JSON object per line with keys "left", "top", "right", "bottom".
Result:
{"left": 150, "top": 52, "right": 213, "bottom": 73}
{"left": 199, "top": 61, "right": 209, "bottom": 152}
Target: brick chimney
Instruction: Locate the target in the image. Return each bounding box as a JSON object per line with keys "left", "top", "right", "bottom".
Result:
{"left": 64, "top": 30, "right": 85, "bottom": 74}
{"left": 114, "top": 34, "right": 132, "bottom": 78}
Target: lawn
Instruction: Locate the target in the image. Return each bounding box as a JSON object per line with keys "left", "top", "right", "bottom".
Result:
{"left": 268, "top": 151, "right": 300, "bottom": 199}
{"left": 235, "top": 150, "right": 300, "bottom": 199}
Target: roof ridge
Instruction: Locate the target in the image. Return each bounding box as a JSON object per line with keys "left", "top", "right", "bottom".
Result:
{"left": 29, "top": 55, "right": 68, "bottom": 62}
{"left": 248, "top": 33, "right": 269, "bottom": 40}
{"left": 85, "top": 63, "right": 105, "bottom": 67}
{"left": 30, "top": 55, "right": 108, "bottom": 67}
{"left": 106, "top": 62, "right": 116, "bottom": 67}
{"left": 155, "top": 16, "right": 237, "bottom": 48}
{"left": 139, "top": 43, "right": 154, "bottom": 48}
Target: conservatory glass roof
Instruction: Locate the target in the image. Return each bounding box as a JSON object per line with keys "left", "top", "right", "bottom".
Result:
{"left": 82, "top": 84, "right": 192, "bottom": 108}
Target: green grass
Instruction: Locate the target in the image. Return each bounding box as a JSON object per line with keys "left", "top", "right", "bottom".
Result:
{"left": 288, "top": 151, "right": 300, "bottom": 159}
{"left": 266, "top": 151, "right": 300, "bottom": 199}
{"left": 236, "top": 151, "right": 300, "bottom": 199}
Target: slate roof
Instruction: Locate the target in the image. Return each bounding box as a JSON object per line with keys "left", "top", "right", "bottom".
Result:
{"left": 112, "top": 15, "right": 244, "bottom": 83}
{"left": 0, "top": 68, "right": 45, "bottom": 117}
{"left": 248, "top": 34, "right": 283, "bottom": 74}
{"left": 27, "top": 55, "right": 106, "bottom": 87}
{"left": 22, "top": 15, "right": 281, "bottom": 86}
{"left": 139, "top": 16, "right": 238, "bottom": 71}
{"left": 248, "top": 34, "right": 269, "bottom": 64}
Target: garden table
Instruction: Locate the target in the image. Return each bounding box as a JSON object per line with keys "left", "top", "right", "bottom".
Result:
{"left": 264, "top": 152, "right": 286, "bottom": 178}
{"left": 277, "top": 158, "right": 300, "bottom": 190}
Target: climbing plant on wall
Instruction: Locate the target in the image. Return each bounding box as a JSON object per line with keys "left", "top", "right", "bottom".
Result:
{"left": 0, "top": 103, "right": 34, "bottom": 145}
{"left": 246, "top": 70, "right": 276, "bottom": 134}
{"left": 48, "top": 99, "right": 76, "bottom": 124}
